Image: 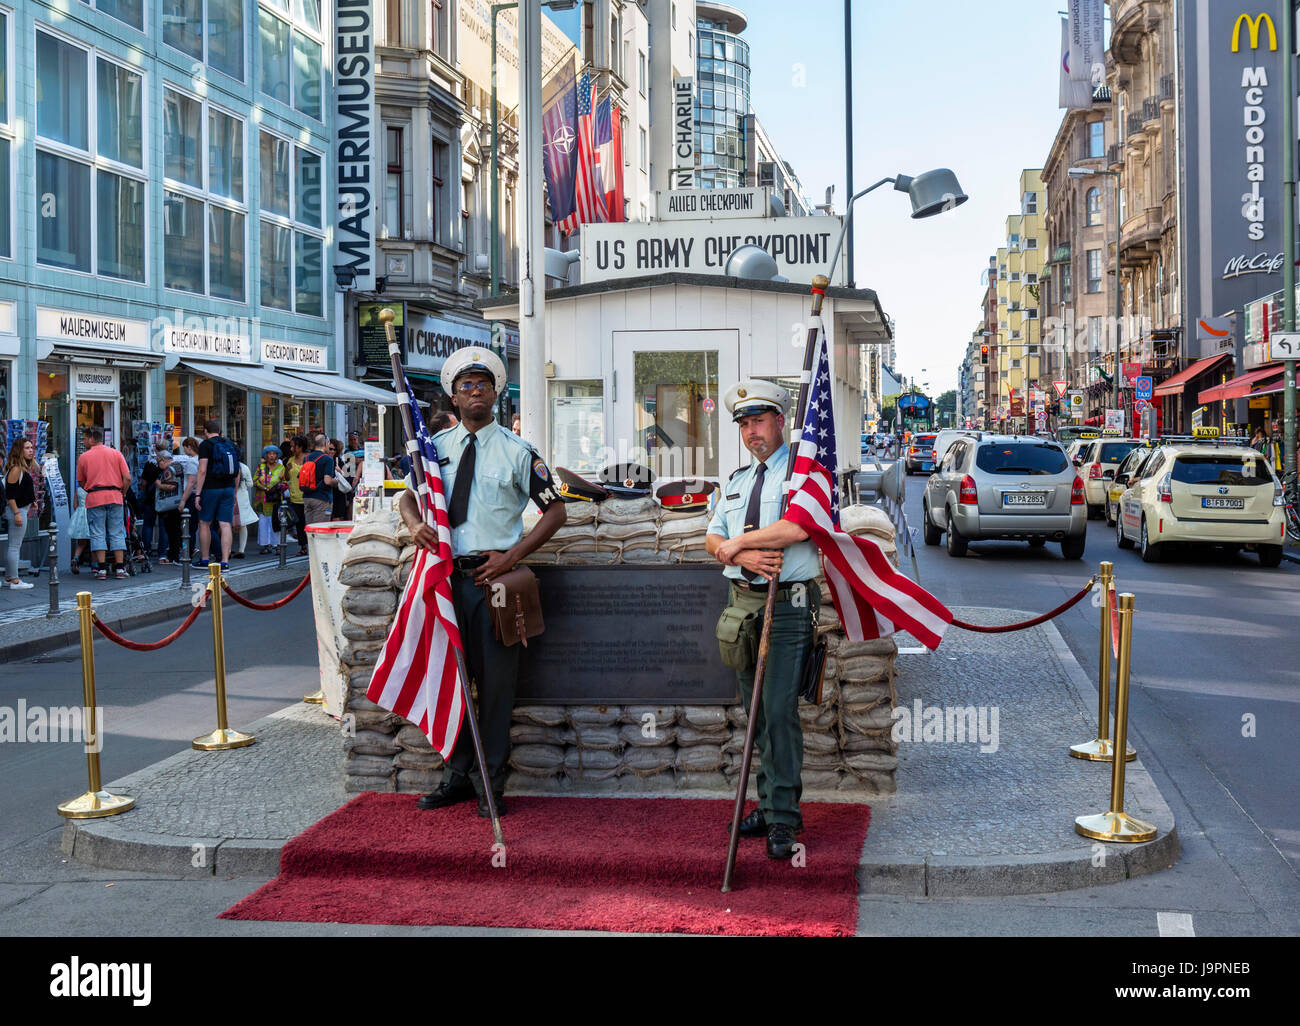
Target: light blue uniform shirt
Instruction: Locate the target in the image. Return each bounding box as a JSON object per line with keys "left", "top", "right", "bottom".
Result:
{"left": 706, "top": 443, "right": 820, "bottom": 583}
{"left": 415, "top": 421, "right": 555, "bottom": 557}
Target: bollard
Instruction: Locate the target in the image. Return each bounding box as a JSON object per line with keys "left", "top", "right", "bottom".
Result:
{"left": 1070, "top": 561, "right": 1135, "bottom": 762}
{"left": 1074, "top": 593, "right": 1158, "bottom": 843}
{"left": 192, "top": 563, "right": 255, "bottom": 751}
{"left": 278, "top": 499, "right": 290, "bottom": 568}
{"left": 180, "top": 507, "right": 192, "bottom": 590}
{"left": 46, "top": 523, "right": 60, "bottom": 619}
{"left": 57, "top": 592, "right": 135, "bottom": 818}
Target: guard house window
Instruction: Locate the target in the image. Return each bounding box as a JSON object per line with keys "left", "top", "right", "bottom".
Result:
{"left": 1088, "top": 120, "right": 1104, "bottom": 157}
{"left": 259, "top": 130, "right": 323, "bottom": 316}
{"left": 0, "top": 11, "right": 11, "bottom": 261}
{"left": 384, "top": 126, "right": 404, "bottom": 239}
{"left": 81, "top": 0, "right": 144, "bottom": 32}
{"left": 258, "top": 3, "right": 322, "bottom": 121}
{"left": 164, "top": 0, "right": 245, "bottom": 82}
{"left": 163, "top": 85, "right": 246, "bottom": 300}
{"left": 432, "top": 140, "right": 448, "bottom": 245}
{"left": 36, "top": 30, "right": 147, "bottom": 282}
{"left": 1086, "top": 248, "right": 1102, "bottom": 293}
{"left": 1086, "top": 187, "right": 1101, "bottom": 226}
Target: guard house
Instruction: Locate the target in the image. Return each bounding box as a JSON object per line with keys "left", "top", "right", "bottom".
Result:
{"left": 476, "top": 271, "right": 892, "bottom": 482}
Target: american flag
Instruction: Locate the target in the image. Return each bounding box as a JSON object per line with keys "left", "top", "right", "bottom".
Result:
{"left": 559, "top": 74, "right": 607, "bottom": 235}
{"left": 783, "top": 328, "right": 953, "bottom": 651}
{"left": 366, "top": 371, "right": 466, "bottom": 759}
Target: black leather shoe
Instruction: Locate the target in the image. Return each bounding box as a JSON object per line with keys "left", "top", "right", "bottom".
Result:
{"left": 477, "top": 793, "right": 508, "bottom": 818}
{"left": 737, "top": 809, "right": 768, "bottom": 838}
{"left": 416, "top": 779, "right": 475, "bottom": 811}
{"left": 766, "top": 823, "right": 798, "bottom": 860}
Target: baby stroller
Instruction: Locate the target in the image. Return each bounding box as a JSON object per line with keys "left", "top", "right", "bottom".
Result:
{"left": 122, "top": 501, "right": 152, "bottom": 576}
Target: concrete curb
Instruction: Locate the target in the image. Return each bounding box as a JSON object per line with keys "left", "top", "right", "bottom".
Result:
{"left": 2, "top": 562, "right": 311, "bottom": 664}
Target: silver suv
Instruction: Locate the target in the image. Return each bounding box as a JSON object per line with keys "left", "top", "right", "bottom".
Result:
{"left": 921, "top": 435, "right": 1088, "bottom": 559}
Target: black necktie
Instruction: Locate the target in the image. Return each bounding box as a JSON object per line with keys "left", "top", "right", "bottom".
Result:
{"left": 741, "top": 462, "right": 767, "bottom": 582}
{"left": 448, "top": 435, "right": 476, "bottom": 528}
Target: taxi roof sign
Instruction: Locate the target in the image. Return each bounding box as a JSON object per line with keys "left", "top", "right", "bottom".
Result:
{"left": 1192, "top": 426, "right": 1220, "bottom": 439}
{"left": 1078, "top": 429, "right": 1100, "bottom": 439}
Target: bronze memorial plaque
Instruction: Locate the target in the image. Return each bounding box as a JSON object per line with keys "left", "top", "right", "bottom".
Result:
{"left": 516, "top": 566, "right": 739, "bottom": 704}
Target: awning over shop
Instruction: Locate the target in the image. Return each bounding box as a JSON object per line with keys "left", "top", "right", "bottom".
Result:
{"left": 179, "top": 360, "right": 364, "bottom": 402}
{"left": 1152, "top": 353, "right": 1232, "bottom": 397}
{"left": 1197, "top": 364, "right": 1284, "bottom": 404}
{"left": 279, "top": 370, "right": 402, "bottom": 405}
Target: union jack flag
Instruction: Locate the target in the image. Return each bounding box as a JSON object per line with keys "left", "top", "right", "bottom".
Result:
{"left": 559, "top": 74, "right": 608, "bottom": 235}
{"left": 783, "top": 329, "right": 954, "bottom": 650}
{"left": 367, "top": 370, "right": 466, "bottom": 758}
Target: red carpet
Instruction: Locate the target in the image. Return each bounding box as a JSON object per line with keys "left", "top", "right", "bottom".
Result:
{"left": 221, "top": 794, "right": 870, "bottom": 936}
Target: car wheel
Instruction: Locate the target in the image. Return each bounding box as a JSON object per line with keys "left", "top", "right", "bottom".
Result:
{"left": 945, "top": 508, "right": 968, "bottom": 557}
{"left": 1258, "top": 544, "right": 1283, "bottom": 568}
{"left": 922, "top": 501, "right": 942, "bottom": 546}
{"left": 1115, "top": 512, "right": 1134, "bottom": 550}
{"left": 1028, "top": 538, "right": 1046, "bottom": 548}
{"left": 1060, "top": 534, "right": 1086, "bottom": 560}
{"left": 1104, "top": 500, "right": 1115, "bottom": 526}
{"left": 1139, "top": 517, "right": 1162, "bottom": 563}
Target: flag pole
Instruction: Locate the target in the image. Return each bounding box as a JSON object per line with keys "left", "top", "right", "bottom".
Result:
{"left": 380, "top": 309, "right": 504, "bottom": 848}
{"left": 722, "top": 272, "right": 831, "bottom": 892}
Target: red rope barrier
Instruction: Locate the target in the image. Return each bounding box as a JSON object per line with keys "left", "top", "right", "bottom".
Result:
{"left": 221, "top": 573, "right": 311, "bottom": 611}
{"left": 950, "top": 575, "right": 1098, "bottom": 634}
{"left": 91, "top": 591, "right": 209, "bottom": 651}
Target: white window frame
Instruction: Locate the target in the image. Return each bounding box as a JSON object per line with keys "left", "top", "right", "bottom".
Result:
{"left": 257, "top": 126, "right": 325, "bottom": 317}
{"left": 35, "top": 24, "right": 150, "bottom": 284}
{"left": 162, "top": 81, "right": 248, "bottom": 301}
{"left": 82, "top": 0, "right": 145, "bottom": 33}
{"left": 258, "top": 2, "right": 324, "bottom": 122}
{"left": 0, "top": 6, "right": 13, "bottom": 263}
{"left": 1024, "top": 237, "right": 1038, "bottom": 250}
{"left": 164, "top": 0, "right": 249, "bottom": 85}
{"left": 638, "top": 50, "right": 646, "bottom": 96}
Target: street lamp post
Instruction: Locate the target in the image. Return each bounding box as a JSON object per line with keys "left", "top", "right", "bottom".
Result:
{"left": 1069, "top": 167, "right": 1123, "bottom": 418}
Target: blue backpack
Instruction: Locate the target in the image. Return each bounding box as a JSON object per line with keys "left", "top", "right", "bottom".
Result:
{"left": 209, "top": 436, "right": 239, "bottom": 478}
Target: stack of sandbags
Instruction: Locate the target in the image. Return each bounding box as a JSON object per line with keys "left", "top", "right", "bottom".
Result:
{"left": 839, "top": 503, "right": 899, "bottom": 567}
{"left": 674, "top": 706, "right": 729, "bottom": 790}
{"left": 563, "top": 705, "right": 623, "bottom": 782}
{"left": 617, "top": 705, "right": 678, "bottom": 790}
{"left": 829, "top": 635, "right": 898, "bottom": 794}
{"left": 657, "top": 509, "right": 712, "bottom": 562}
{"left": 507, "top": 705, "right": 568, "bottom": 790}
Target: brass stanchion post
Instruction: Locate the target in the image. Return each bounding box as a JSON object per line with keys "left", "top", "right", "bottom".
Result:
{"left": 1075, "top": 593, "right": 1157, "bottom": 843}
{"left": 193, "top": 563, "right": 255, "bottom": 750}
{"left": 58, "top": 592, "right": 135, "bottom": 818}
{"left": 1070, "top": 560, "right": 1135, "bottom": 762}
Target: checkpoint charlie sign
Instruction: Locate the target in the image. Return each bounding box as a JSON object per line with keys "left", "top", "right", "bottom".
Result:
{"left": 581, "top": 216, "right": 844, "bottom": 285}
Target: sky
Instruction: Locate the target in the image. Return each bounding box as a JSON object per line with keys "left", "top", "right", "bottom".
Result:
{"left": 547, "top": 1, "right": 1071, "bottom": 396}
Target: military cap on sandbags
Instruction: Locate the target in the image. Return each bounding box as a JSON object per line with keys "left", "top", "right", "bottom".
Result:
{"left": 655, "top": 479, "right": 717, "bottom": 510}
{"left": 723, "top": 380, "right": 791, "bottom": 422}
{"left": 598, "top": 463, "right": 655, "bottom": 497}
{"left": 439, "top": 347, "right": 508, "bottom": 397}
{"left": 555, "top": 467, "right": 609, "bottom": 503}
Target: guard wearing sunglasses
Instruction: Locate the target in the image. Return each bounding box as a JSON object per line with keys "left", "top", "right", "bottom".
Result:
{"left": 398, "top": 347, "right": 566, "bottom": 818}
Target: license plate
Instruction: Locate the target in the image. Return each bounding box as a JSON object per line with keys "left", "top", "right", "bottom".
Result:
{"left": 1003, "top": 492, "right": 1047, "bottom": 507}
{"left": 1201, "top": 496, "right": 1244, "bottom": 510}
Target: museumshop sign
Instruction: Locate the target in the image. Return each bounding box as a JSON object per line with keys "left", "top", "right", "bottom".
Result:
{"left": 581, "top": 217, "right": 844, "bottom": 285}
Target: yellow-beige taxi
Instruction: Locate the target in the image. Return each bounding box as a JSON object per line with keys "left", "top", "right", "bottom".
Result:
{"left": 1113, "top": 429, "right": 1287, "bottom": 566}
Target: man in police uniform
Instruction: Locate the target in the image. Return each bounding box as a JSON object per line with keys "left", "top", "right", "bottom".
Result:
{"left": 706, "top": 380, "right": 820, "bottom": 859}
{"left": 398, "top": 348, "right": 567, "bottom": 817}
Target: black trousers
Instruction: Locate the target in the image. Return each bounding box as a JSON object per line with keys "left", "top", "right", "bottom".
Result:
{"left": 159, "top": 508, "right": 182, "bottom": 562}
{"left": 443, "top": 571, "right": 519, "bottom": 796}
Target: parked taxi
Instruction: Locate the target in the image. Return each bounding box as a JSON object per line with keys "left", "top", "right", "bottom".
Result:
{"left": 1113, "top": 428, "right": 1287, "bottom": 566}
{"left": 1077, "top": 434, "right": 1151, "bottom": 519}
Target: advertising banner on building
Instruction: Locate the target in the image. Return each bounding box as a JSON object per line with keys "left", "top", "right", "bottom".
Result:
{"left": 672, "top": 77, "right": 695, "bottom": 189}
{"left": 581, "top": 217, "right": 845, "bottom": 285}
{"left": 334, "top": 0, "right": 376, "bottom": 292}
{"left": 1180, "top": 6, "right": 1286, "bottom": 359}
{"left": 1068, "top": 1, "right": 1105, "bottom": 91}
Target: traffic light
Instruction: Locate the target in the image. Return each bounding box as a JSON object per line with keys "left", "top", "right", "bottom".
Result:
{"left": 980, "top": 344, "right": 989, "bottom": 365}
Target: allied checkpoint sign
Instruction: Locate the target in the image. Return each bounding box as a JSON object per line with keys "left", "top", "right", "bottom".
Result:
{"left": 581, "top": 217, "right": 846, "bottom": 286}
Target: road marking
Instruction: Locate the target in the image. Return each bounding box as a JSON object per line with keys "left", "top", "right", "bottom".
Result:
{"left": 1156, "top": 912, "right": 1195, "bottom": 937}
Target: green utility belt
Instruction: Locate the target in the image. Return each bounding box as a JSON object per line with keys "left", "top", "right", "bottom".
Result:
{"left": 715, "top": 580, "right": 815, "bottom": 671}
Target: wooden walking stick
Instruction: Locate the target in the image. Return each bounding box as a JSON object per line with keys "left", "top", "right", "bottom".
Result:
{"left": 722, "top": 274, "right": 829, "bottom": 892}
{"left": 381, "top": 308, "right": 504, "bottom": 848}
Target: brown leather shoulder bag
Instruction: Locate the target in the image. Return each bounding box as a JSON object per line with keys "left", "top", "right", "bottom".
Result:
{"left": 483, "top": 566, "right": 545, "bottom": 647}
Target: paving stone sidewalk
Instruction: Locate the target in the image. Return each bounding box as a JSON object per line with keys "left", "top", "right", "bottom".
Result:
{"left": 61, "top": 606, "right": 1179, "bottom": 897}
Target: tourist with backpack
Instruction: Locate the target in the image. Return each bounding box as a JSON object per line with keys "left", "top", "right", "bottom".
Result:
{"left": 300, "top": 433, "right": 337, "bottom": 527}
{"left": 193, "top": 418, "right": 239, "bottom": 569}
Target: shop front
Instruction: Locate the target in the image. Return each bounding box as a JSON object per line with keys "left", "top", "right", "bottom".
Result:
{"left": 1152, "top": 353, "right": 1233, "bottom": 434}
{"left": 33, "top": 307, "right": 162, "bottom": 493}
